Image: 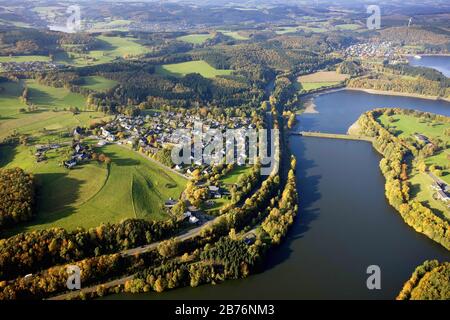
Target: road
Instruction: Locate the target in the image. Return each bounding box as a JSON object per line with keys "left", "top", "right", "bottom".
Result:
{"left": 48, "top": 219, "right": 217, "bottom": 300}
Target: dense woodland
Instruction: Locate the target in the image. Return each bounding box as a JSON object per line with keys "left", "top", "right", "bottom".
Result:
{"left": 0, "top": 218, "right": 184, "bottom": 281}
{"left": 348, "top": 74, "right": 450, "bottom": 98}
{"left": 397, "top": 260, "right": 450, "bottom": 300}
{"left": 0, "top": 168, "right": 34, "bottom": 229}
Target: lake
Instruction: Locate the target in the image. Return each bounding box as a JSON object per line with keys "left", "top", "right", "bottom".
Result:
{"left": 407, "top": 55, "right": 450, "bottom": 77}
{"left": 108, "top": 90, "right": 450, "bottom": 300}
{"left": 299, "top": 89, "right": 450, "bottom": 133}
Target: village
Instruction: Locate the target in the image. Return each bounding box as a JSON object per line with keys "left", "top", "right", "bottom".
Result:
{"left": 342, "top": 41, "right": 408, "bottom": 64}
{"left": 0, "top": 61, "right": 65, "bottom": 72}
{"left": 93, "top": 111, "right": 255, "bottom": 174}
{"left": 30, "top": 110, "right": 258, "bottom": 226}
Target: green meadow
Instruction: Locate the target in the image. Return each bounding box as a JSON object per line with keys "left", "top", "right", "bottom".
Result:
{"left": 0, "top": 80, "right": 108, "bottom": 140}
{"left": 297, "top": 81, "right": 340, "bottom": 91}
{"left": 334, "top": 24, "right": 361, "bottom": 31}
{"left": 378, "top": 113, "right": 450, "bottom": 183}
{"left": 177, "top": 34, "right": 214, "bottom": 44}
{"left": 156, "top": 60, "right": 232, "bottom": 78}
{"left": 2, "top": 143, "right": 187, "bottom": 234}
{"left": 55, "top": 35, "right": 149, "bottom": 67}
{"left": 221, "top": 166, "right": 252, "bottom": 185}
{"left": 79, "top": 76, "right": 118, "bottom": 91}
{"left": 218, "top": 30, "right": 249, "bottom": 40}
{"left": 25, "top": 79, "right": 86, "bottom": 109}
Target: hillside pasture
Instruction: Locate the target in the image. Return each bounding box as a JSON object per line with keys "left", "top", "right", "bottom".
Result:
{"left": 297, "top": 71, "right": 349, "bottom": 92}
{"left": 2, "top": 143, "right": 187, "bottom": 234}
{"left": 156, "top": 60, "right": 232, "bottom": 78}
{"left": 176, "top": 34, "right": 214, "bottom": 44}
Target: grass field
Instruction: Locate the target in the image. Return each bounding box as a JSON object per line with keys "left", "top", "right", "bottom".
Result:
{"left": 0, "top": 80, "right": 108, "bottom": 140}
{"left": 26, "top": 79, "right": 86, "bottom": 109}
{"left": 79, "top": 76, "right": 118, "bottom": 91}
{"left": 55, "top": 35, "right": 149, "bottom": 67}
{"left": 217, "top": 30, "right": 249, "bottom": 40}
{"left": 156, "top": 60, "right": 232, "bottom": 78}
{"left": 334, "top": 23, "right": 361, "bottom": 31}
{"left": 2, "top": 143, "right": 187, "bottom": 234}
{"left": 297, "top": 71, "right": 349, "bottom": 92}
{"left": 176, "top": 34, "right": 214, "bottom": 44}
{"left": 221, "top": 166, "right": 252, "bottom": 185}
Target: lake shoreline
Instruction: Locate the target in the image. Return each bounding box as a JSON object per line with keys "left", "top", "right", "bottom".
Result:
{"left": 299, "top": 87, "right": 450, "bottom": 114}
{"left": 346, "top": 88, "right": 450, "bottom": 103}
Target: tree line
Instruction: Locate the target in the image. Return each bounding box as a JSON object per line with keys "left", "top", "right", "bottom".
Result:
{"left": 0, "top": 168, "right": 34, "bottom": 229}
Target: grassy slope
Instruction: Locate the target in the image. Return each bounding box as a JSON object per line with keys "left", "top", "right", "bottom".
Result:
{"left": 218, "top": 30, "right": 249, "bottom": 40}
{"left": 156, "top": 60, "right": 232, "bottom": 78}
{"left": 0, "top": 81, "right": 107, "bottom": 140}
{"left": 55, "top": 35, "right": 149, "bottom": 67}
{"left": 176, "top": 34, "right": 214, "bottom": 44}
{"left": 297, "top": 71, "right": 349, "bottom": 92}
{"left": 79, "top": 76, "right": 118, "bottom": 91}
{"left": 221, "top": 165, "right": 252, "bottom": 185}
{"left": 26, "top": 79, "right": 86, "bottom": 109}
{"left": 3, "top": 144, "right": 187, "bottom": 234}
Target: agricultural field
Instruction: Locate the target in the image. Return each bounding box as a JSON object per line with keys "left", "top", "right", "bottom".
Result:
{"left": 156, "top": 60, "right": 232, "bottom": 78}
{"left": 297, "top": 71, "right": 349, "bottom": 92}
{"left": 55, "top": 35, "right": 149, "bottom": 66}
{"left": 275, "top": 25, "right": 327, "bottom": 34}
{"left": 2, "top": 143, "right": 187, "bottom": 234}
{"left": 25, "top": 79, "right": 86, "bottom": 109}
{"left": 217, "top": 30, "right": 249, "bottom": 40}
{"left": 0, "top": 80, "right": 108, "bottom": 140}
{"left": 334, "top": 23, "right": 361, "bottom": 31}
{"left": 176, "top": 33, "right": 214, "bottom": 44}
{"left": 79, "top": 76, "right": 118, "bottom": 91}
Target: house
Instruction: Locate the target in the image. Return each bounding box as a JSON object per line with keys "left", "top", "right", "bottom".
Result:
{"left": 209, "top": 186, "right": 219, "bottom": 192}
{"left": 183, "top": 211, "right": 192, "bottom": 218}
{"left": 244, "top": 234, "right": 256, "bottom": 245}
{"left": 164, "top": 198, "right": 178, "bottom": 208}
{"left": 64, "top": 160, "right": 77, "bottom": 169}
{"left": 189, "top": 216, "right": 200, "bottom": 224}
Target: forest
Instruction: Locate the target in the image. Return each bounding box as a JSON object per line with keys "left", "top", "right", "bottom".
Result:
{"left": 397, "top": 260, "right": 450, "bottom": 300}
{"left": 0, "top": 168, "right": 34, "bottom": 229}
